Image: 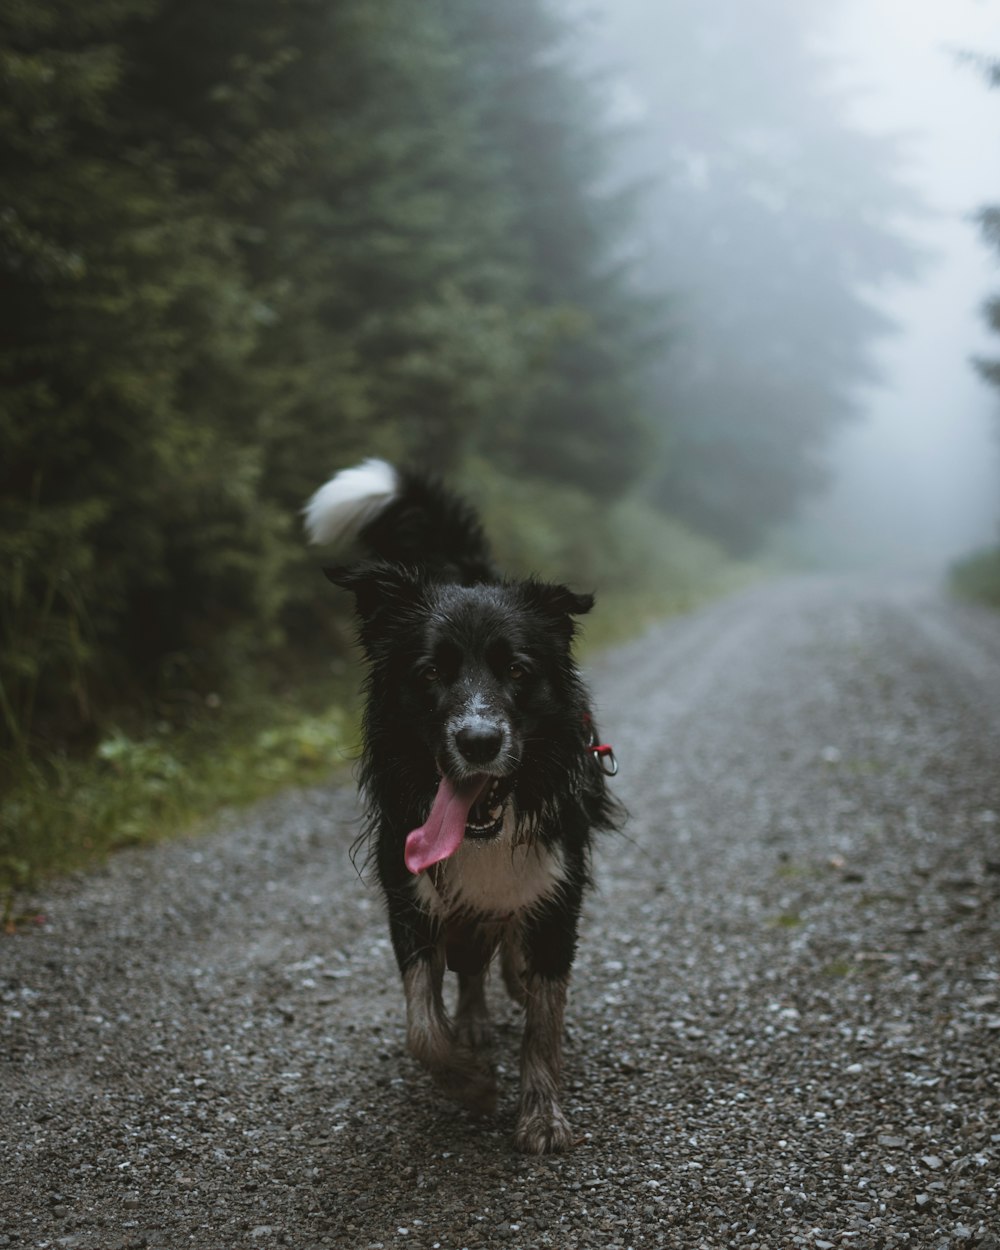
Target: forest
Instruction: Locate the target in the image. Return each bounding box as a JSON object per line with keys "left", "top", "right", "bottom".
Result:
{"left": 1, "top": 0, "right": 929, "bottom": 882}
{"left": 953, "top": 52, "right": 1000, "bottom": 607}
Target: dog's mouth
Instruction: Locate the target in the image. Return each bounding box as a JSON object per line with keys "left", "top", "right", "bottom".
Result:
{"left": 464, "top": 775, "right": 516, "bottom": 840}
{"left": 404, "top": 771, "right": 516, "bottom": 875}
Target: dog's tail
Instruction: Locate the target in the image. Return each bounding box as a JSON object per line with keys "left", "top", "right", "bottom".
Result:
{"left": 303, "top": 458, "right": 497, "bottom": 582}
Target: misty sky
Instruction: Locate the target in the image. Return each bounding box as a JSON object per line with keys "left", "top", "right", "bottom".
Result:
{"left": 796, "top": 0, "right": 1000, "bottom": 569}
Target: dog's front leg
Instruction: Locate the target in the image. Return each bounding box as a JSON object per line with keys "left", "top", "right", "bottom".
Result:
{"left": 403, "top": 954, "right": 497, "bottom": 1114}
{"left": 383, "top": 877, "right": 497, "bottom": 1112}
{"left": 516, "top": 972, "right": 573, "bottom": 1154}
{"left": 402, "top": 947, "right": 451, "bottom": 1070}
{"left": 514, "top": 868, "right": 585, "bottom": 1154}
{"left": 454, "top": 967, "right": 493, "bottom": 1050}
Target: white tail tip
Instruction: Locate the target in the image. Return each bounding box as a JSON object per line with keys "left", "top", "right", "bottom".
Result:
{"left": 303, "top": 458, "right": 399, "bottom": 546}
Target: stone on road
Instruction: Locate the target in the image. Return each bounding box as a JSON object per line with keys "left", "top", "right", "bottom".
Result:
{"left": 2, "top": 575, "right": 998, "bottom": 1249}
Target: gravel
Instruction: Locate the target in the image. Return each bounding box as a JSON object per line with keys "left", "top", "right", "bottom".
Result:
{"left": 2, "top": 574, "right": 998, "bottom": 1248}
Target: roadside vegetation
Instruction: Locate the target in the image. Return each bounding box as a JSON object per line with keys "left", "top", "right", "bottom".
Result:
{"left": 1, "top": 463, "right": 744, "bottom": 898}
{"left": 2, "top": 698, "right": 356, "bottom": 914}
{"left": 1, "top": 0, "right": 919, "bottom": 898}
{"left": 950, "top": 546, "right": 1000, "bottom": 609}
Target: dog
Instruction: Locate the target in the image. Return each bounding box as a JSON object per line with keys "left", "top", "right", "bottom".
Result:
{"left": 304, "top": 459, "right": 620, "bottom": 1153}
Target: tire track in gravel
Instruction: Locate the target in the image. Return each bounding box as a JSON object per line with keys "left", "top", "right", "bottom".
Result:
{"left": 2, "top": 575, "right": 998, "bottom": 1250}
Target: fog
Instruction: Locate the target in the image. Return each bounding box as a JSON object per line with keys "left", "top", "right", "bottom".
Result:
{"left": 796, "top": 0, "right": 1000, "bottom": 570}
{"left": 582, "top": 0, "right": 1000, "bottom": 571}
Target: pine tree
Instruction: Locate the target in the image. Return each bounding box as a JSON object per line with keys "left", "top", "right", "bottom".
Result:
{"left": 971, "top": 58, "right": 1000, "bottom": 415}
{"left": 582, "top": 0, "right": 924, "bottom": 553}
{"left": 443, "top": 0, "right": 657, "bottom": 499}
{"left": 0, "top": 0, "right": 663, "bottom": 755}
{"left": 0, "top": 0, "right": 276, "bottom": 747}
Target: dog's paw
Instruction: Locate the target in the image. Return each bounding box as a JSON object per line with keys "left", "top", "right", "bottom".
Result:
{"left": 514, "top": 1099, "right": 573, "bottom": 1154}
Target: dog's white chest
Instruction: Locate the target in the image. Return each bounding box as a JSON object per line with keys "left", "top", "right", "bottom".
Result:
{"left": 414, "top": 815, "right": 566, "bottom": 919}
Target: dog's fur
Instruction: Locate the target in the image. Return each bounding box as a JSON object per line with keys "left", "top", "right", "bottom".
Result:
{"left": 305, "top": 459, "right": 619, "bottom": 1153}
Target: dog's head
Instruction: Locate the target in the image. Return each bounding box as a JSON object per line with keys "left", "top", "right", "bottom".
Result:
{"left": 327, "top": 563, "right": 594, "bottom": 853}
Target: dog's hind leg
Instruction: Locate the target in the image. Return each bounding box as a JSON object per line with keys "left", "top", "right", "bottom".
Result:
{"left": 446, "top": 917, "right": 497, "bottom": 1051}
{"left": 454, "top": 967, "right": 493, "bottom": 1050}
{"left": 500, "top": 929, "right": 527, "bottom": 1006}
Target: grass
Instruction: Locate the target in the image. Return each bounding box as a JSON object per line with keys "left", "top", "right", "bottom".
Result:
{"left": 950, "top": 545, "right": 1000, "bottom": 609}
{"left": 768, "top": 912, "right": 804, "bottom": 929}
{"left": 1, "top": 675, "right": 362, "bottom": 906}
{"left": 576, "top": 576, "right": 749, "bottom": 656}
{"left": 466, "top": 457, "right": 759, "bottom": 653}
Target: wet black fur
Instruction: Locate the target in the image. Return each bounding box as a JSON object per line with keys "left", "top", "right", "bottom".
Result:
{"left": 325, "top": 467, "right": 620, "bottom": 990}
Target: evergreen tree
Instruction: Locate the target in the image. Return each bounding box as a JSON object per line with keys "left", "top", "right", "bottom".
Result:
{"left": 971, "top": 57, "right": 1000, "bottom": 423}
{"left": 581, "top": 0, "right": 924, "bottom": 553}
{"left": 444, "top": 0, "right": 657, "bottom": 499}
{"left": 2, "top": 0, "right": 653, "bottom": 754}
{"left": 0, "top": 0, "right": 281, "bottom": 748}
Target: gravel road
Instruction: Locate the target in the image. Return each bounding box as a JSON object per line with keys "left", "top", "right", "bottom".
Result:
{"left": 3, "top": 575, "right": 999, "bottom": 1250}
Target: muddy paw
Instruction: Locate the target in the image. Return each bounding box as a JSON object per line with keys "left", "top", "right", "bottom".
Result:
{"left": 514, "top": 1100, "right": 573, "bottom": 1154}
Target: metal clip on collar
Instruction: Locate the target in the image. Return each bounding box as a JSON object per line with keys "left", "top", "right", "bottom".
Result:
{"left": 584, "top": 713, "right": 619, "bottom": 777}
{"left": 589, "top": 743, "right": 619, "bottom": 777}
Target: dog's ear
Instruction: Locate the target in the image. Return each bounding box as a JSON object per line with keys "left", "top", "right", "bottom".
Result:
{"left": 324, "top": 562, "right": 424, "bottom": 631}
{"left": 539, "top": 584, "right": 595, "bottom": 618}
{"left": 523, "top": 581, "right": 595, "bottom": 637}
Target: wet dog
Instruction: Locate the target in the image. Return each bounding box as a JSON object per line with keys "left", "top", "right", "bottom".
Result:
{"left": 305, "top": 460, "right": 619, "bottom": 1153}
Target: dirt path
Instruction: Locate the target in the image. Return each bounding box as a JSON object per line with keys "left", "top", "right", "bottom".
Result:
{"left": 2, "top": 575, "right": 998, "bottom": 1249}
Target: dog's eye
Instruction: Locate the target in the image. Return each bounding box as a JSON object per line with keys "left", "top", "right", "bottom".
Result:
{"left": 421, "top": 664, "right": 440, "bottom": 683}
{"left": 508, "top": 662, "right": 527, "bottom": 681}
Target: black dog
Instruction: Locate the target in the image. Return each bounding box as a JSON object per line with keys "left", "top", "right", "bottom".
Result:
{"left": 305, "top": 459, "right": 619, "bottom": 1153}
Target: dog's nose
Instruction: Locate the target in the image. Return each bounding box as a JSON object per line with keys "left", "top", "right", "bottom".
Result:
{"left": 455, "top": 723, "right": 504, "bottom": 765}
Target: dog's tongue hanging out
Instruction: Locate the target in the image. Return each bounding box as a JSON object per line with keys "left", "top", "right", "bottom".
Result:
{"left": 404, "top": 774, "right": 490, "bottom": 874}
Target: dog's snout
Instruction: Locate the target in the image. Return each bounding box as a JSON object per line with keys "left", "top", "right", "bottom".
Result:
{"left": 455, "top": 722, "right": 504, "bottom": 765}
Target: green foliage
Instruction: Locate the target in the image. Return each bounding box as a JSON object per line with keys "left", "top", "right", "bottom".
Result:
{"left": 1, "top": 696, "right": 357, "bottom": 893}
{"left": 461, "top": 456, "right": 745, "bottom": 649}
{"left": 950, "top": 547, "right": 1000, "bottom": 609}
{"left": 447, "top": 0, "right": 657, "bottom": 498}
{"left": 1, "top": 0, "right": 662, "bottom": 772}
{"left": 0, "top": 0, "right": 295, "bottom": 755}
{"left": 0, "top": 0, "right": 934, "bottom": 887}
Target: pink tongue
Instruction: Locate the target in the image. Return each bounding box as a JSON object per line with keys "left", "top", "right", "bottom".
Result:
{"left": 405, "top": 774, "right": 490, "bottom": 875}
